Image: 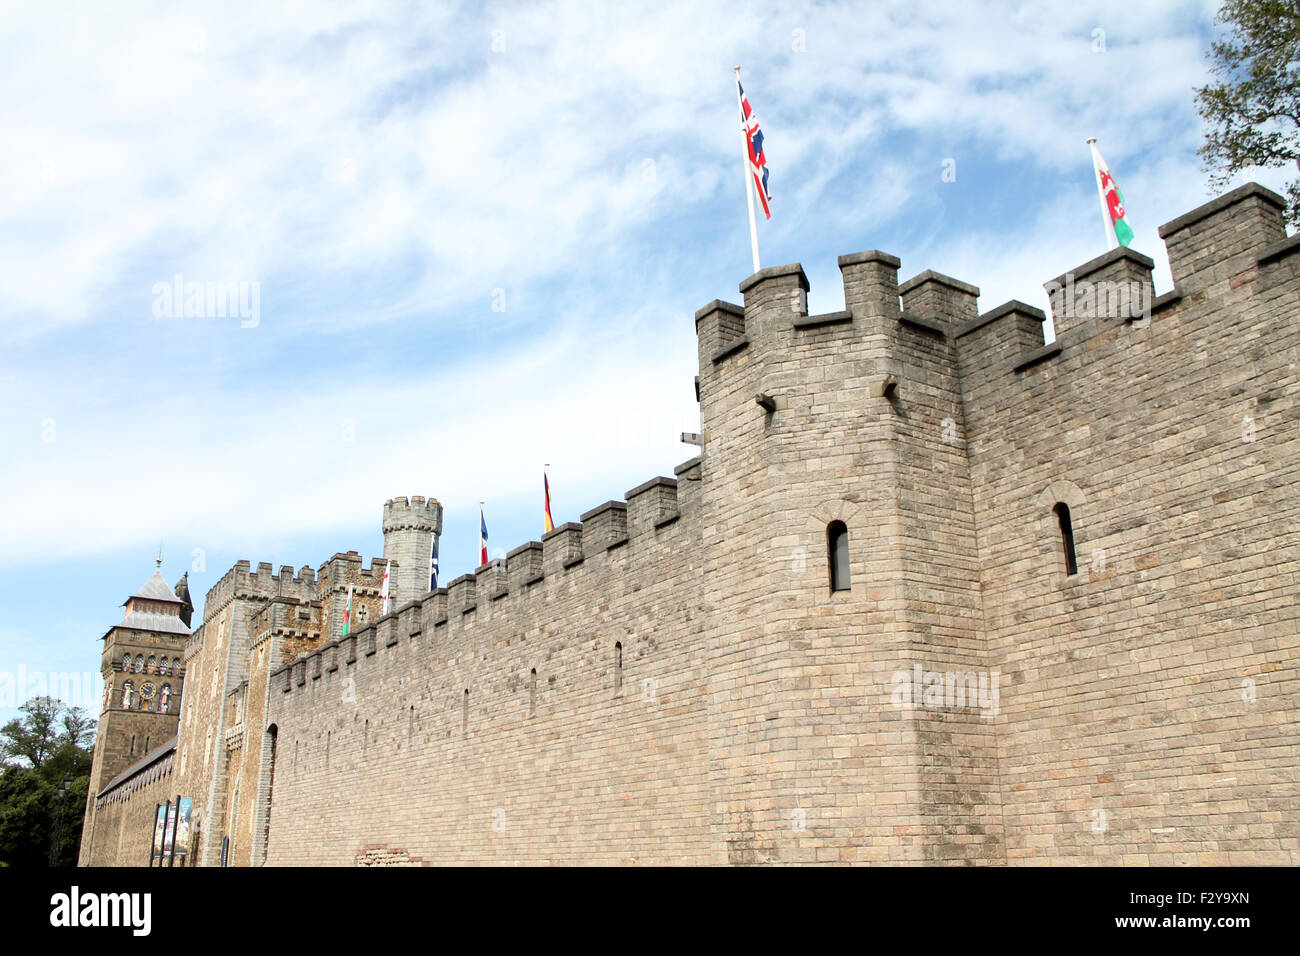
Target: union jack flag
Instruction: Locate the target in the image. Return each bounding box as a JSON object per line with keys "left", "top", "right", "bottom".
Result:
{"left": 738, "top": 80, "right": 772, "bottom": 219}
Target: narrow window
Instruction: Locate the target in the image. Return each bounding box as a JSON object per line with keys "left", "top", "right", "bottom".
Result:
{"left": 1054, "top": 503, "right": 1078, "bottom": 575}
{"left": 409, "top": 705, "right": 415, "bottom": 742}
{"left": 130, "top": 734, "right": 136, "bottom": 756}
{"left": 462, "top": 689, "right": 469, "bottom": 733}
{"left": 529, "top": 669, "right": 537, "bottom": 716}
{"left": 614, "top": 643, "right": 623, "bottom": 697}
{"left": 144, "top": 735, "right": 150, "bottom": 752}
{"left": 828, "top": 521, "right": 851, "bottom": 592}
{"left": 264, "top": 725, "right": 278, "bottom": 860}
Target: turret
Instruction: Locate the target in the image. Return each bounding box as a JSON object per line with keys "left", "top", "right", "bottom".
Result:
{"left": 382, "top": 496, "right": 443, "bottom": 609}
{"left": 173, "top": 572, "right": 194, "bottom": 627}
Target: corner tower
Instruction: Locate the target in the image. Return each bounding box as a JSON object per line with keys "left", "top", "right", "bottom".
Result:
{"left": 695, "top": 253, "right": 1001, "bottom": 863}
{"left": 381, "top": 496, "right": 443, "bottom": 609}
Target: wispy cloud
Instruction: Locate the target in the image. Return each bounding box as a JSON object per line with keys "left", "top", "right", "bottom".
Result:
{"left": 0, "top": 0, "right": 1270, "bottom": 627}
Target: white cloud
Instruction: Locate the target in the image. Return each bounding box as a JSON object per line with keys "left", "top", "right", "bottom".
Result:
{"left": 0, "top": 0, "right": 1273, "bottom": 570}
{"left": 0, "top": 306, "right": 701, "bottom": 561}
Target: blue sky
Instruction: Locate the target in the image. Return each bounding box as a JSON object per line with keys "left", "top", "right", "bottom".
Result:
{"left": 0, "top": 0, "right": 1289, "bottom": 723}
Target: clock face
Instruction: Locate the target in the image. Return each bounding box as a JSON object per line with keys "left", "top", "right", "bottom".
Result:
{"left": 141, "top": 682, "right": 156, "bottom": 700}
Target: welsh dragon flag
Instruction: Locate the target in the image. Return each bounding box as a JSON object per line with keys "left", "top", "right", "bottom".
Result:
{"left": 1089, "top": 140, "right": 1134, "bottom": 247}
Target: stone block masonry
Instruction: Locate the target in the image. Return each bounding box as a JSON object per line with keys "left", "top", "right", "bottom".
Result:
{"left": 268, "top": 475, "right": 709, "bottom": 865}
{"left": 81, "top": 183, "right": 1299, "bottom": 865}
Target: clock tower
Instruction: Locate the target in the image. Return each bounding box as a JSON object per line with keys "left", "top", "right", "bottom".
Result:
{"left": 81, "top": 560, "right": 192, "bottom": 836}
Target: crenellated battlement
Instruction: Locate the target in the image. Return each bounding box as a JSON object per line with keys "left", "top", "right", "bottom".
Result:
{"left": 693, "top": 184, "right": 1293, "bottom": 404}
{"left": 382, "top": 495, "right": 443, "bottom": 533}
{"left": 316, "top": 552, "right": 394, "bottom": 590}
{"left": 202, "top": 560, "right": 320, "bottom": 622}
{"left": 1158, "top": 182, "right": 1287, "bottom": 293}
{"left": 270, "top": 460, "right": 700, "bottom": 696}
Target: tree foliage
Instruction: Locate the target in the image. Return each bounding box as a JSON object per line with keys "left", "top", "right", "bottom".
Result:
{"left": 0, "top": 697, "right": 95, "bottom": 866}
{"left": 1196, "top": 0, "right": 1300, "bottom": 223}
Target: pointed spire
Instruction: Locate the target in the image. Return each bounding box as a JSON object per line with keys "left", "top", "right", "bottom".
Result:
{"left": 127, "top": 560, "right": 184, "bottom": 606}
{"left": 116, "top": 559, "right": 191, "bottom": 636}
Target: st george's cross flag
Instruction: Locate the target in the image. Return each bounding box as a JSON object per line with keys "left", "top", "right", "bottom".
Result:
{"left": 738, "top": 79, "right": 772, "bottom": 220}
{"left": 480, "top": 505, "right": 489, "bottom": 566}
{"left": 380, "top": 560, "right": 392, "bottom": 615}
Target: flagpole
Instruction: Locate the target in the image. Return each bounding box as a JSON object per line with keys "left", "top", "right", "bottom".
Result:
{"left": 1086, "top": 137, "right": 1117, "bottom": 251}
{"left": 735, "top": 65, "right": 761, "bottom": 274}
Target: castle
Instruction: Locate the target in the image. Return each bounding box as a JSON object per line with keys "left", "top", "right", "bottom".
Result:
{"left": 79, "top": 183, "right": 1298, "bottom": 865}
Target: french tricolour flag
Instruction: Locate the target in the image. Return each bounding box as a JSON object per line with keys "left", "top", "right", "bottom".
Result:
{"left": 479, "top": 505, "right": 489, "bottom": 566}
{"left": 738, "top": 80, "right": 771, "bottom": 219}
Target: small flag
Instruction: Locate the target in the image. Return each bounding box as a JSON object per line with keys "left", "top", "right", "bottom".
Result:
{"left": 480, "top": 504, "right": 489, "bottom": 566}
{"left": 380, "top": 560, "right": 391, "bottom": 615}
{"left": 738, "top": 79, "right": 772, "bottom": 220}
{"left": 543, "top": 470, "right": 554, "bottom": 534}
{"left": 1089, "top": 141, "right": 1134, "bottom": 247}
{"left": 342, "top": 584, "right": 354, "bottom": 636}
{"left": 429, "top": 536, "right": 439, "bottom": 590}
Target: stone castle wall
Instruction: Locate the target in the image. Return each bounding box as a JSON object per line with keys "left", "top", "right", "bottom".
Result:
{"left": 265, "top": 471, "right": 712, "bottom": 865}
{"left": 80, "top": 742, "right": 177, "bottom": 868}
{"left": 81, "top": 183, "right": 1300, "bottom": 866}
{"left": 955, "top": 185, "right": 1300, "bottom": 864}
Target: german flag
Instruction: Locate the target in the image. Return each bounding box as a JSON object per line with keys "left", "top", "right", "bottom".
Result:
{"left": 544, "top": 469, "right": 555, "bottom": 533}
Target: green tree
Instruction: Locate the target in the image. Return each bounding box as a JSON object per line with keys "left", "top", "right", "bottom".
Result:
{"left": 0, "top": 696, "right": 61, "bottom": 768}
{"left": 0, "top": 768, "right": 55, "bottom": 867}
{"left": 0, "top": 697, "right": 96, "bottom": 866}
{"left": 60, "top": 706, "right": 96, "bottom": 752}
{"left": 1196, "top": 0, "right": 1300, "bottom": 224}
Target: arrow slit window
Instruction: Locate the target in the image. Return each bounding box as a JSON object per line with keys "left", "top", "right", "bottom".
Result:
{"left": 828, "top": 521, "right": 851, "bottom": 592}
{"left": 1054, "top": 503, "right": 1078, "bottom": 575}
